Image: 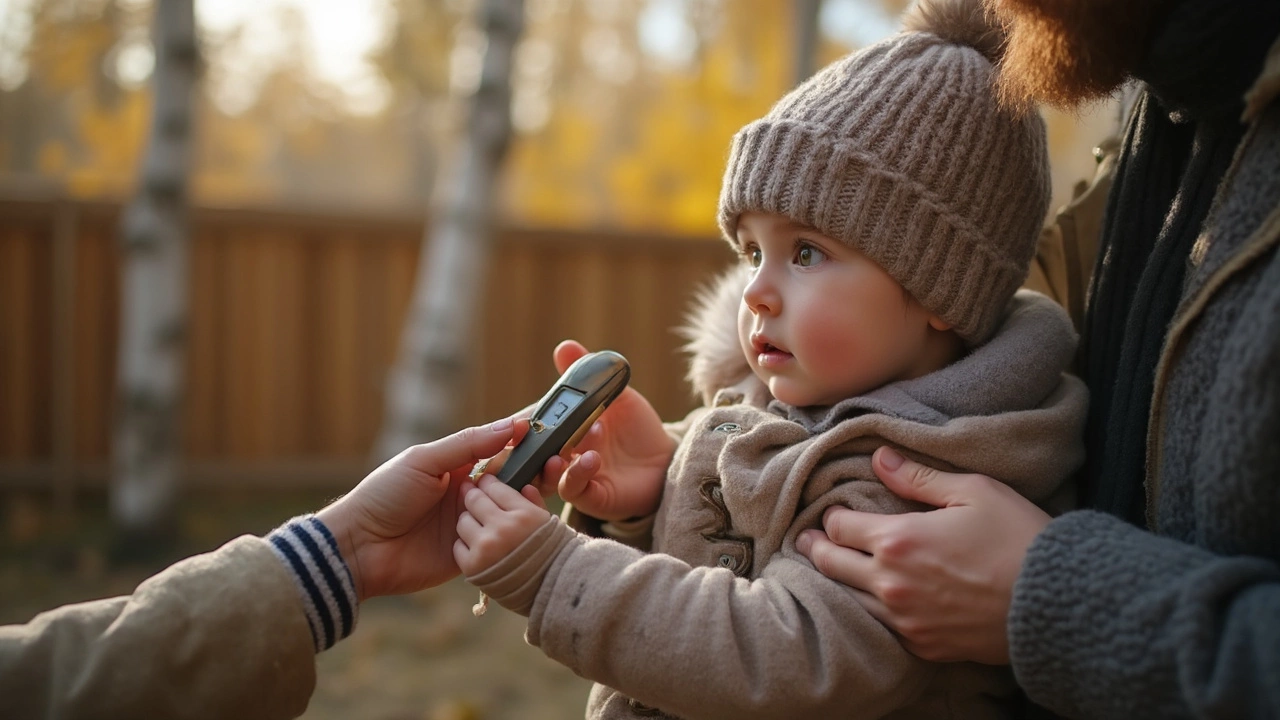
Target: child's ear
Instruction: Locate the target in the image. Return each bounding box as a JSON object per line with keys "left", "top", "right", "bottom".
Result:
{"left": 927, "top": 315, "right": 952, "bottom": 332}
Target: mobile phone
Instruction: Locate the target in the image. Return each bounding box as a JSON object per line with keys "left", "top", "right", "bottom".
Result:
{"left": 494, "top": 350, "right": 631, "bottom": 490}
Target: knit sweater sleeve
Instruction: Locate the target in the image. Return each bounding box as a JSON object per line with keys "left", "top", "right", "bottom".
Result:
{"left": 473, "top": 518, "right": 939, "bottom": 720}
{"left": 1009, "top": 509, "right": 1280, "bottom": 718}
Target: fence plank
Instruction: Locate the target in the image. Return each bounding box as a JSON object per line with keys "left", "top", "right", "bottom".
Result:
{"left": 0, "top": 199, "right": 732, "bottom": 489}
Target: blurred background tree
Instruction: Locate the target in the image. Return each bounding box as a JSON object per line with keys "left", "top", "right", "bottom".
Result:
{"left": 111, "top": 0, "right": 197, "bottom": 534}
{"left": 377, "top": 0, "right": 524, "bottom": 458}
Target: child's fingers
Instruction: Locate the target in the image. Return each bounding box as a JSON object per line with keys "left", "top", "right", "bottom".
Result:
{"left": 475, "top": 473, "right": 540, "bottom": 511}
{"left": 543, "top": 455, "right": 567, "bottom": 478}
{"left": 571, "top": 422, "right": 606, "bottom": 453}
{"left": 520, "top": 484, "right": 549, "bottom": 510}
{"left": 534, "top": 455, "right": 567, "bottom": 497}
{"left": 558, "top": 452, "right": 600, "bottom": 501}
{"left": 456, "top": 511, "right": 483, "bottom": 547}
{"left": 462, "top": 482, "right": 504, "bottom": 522}
{"left": 557, "top": 458, "right": 589, "bottom": 502}
{"left": 576, "top": 450, "right": 601, "bottom": 476}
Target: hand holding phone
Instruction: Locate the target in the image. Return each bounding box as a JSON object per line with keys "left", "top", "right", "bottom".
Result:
{"left": 488, "top": 350, "right": 631, "bottom": 490}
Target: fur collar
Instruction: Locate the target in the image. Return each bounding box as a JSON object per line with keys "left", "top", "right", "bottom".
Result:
{"left": 677, "top": 265, "right": 754, "bottom": 406}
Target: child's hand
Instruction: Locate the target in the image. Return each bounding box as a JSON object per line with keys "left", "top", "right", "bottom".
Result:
{"left": 541, "top": 340, "right": 677, "bottom": 521}
{"left": 454, "top": 474, "right": 552, "bottom": 577}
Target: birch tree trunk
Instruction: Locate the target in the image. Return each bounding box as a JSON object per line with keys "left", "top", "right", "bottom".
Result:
{"left": 111, "top": 0, "right": 198, "bottom": 531}
{"left": 376, "top": 0, "right": 524, "bottom": 458}
{"left": 794, "top": 0, "right": 822, "bottom": 85}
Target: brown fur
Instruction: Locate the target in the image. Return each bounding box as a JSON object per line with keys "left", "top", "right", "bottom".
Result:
{"left": 987, "top": 0, "right": 1171, "bottom": 112}
{"left": 903, "top": 0, "right": 1007, "bottom": 64}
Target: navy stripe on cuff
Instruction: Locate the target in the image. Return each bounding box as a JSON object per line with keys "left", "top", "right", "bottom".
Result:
{"left": 291, "top": 521, "right": 355, "bottom": 639}
{"left": 267, "top": 515, "right": 359, "bottom": 652}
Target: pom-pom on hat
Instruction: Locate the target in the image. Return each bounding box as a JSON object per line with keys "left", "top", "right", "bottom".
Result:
{"left": 717, "top": 0, "right": 1050, "bottom": 345}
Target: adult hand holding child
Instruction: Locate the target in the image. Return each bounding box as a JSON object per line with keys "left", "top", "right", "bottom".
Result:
{"left": 796, "top": 445, "right": 1051, "bottom": 665}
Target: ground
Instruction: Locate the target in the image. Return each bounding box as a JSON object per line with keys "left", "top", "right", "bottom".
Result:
{"left": 0, "top": 490, "right": 593, "bottom": 720}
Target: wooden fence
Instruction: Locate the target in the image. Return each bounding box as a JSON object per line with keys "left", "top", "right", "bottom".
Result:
{"left": 0, "top": 197, "right": 733, "bottom": 495}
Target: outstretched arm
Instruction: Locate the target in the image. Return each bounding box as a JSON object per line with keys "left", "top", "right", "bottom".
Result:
{"left": 0, "top": 418, "right": 524, "bottom": 720}
{"left": 458, "top": 475, "right": 942, "bottom": 720}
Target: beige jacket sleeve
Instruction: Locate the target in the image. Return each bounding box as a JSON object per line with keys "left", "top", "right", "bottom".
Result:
{"left": 0, "top": 535, "right": 317, "bottom": 720}
{"left": 471, "top": 517, "right": 940, "bottom": 720}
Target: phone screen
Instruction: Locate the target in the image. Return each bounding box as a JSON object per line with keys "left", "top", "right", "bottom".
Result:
{"left": 537, "top": 387, "right": 585, "bottom": 428}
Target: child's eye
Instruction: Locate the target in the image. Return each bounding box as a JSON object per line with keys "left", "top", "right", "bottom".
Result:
{"left": 740, "top": 246, "right": 762, "bottom": 268}
{"left": 796, "top": 243, "right": 826, "bottom": 267}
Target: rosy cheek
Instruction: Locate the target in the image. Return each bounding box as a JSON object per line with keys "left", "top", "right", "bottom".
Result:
{"left": 797, "top": 311, "right": 857, "bottom": 370}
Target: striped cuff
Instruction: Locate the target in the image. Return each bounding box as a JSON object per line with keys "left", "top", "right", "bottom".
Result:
{"left": 266, "top": 515, "right": 359, "bottom": 653}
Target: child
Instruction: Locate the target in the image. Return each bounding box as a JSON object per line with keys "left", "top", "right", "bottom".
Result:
{"left": 455, "top": 1, "right": 1088, "bottom": 717}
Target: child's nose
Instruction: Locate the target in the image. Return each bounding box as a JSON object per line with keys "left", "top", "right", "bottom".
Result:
{"left": 742, "top": 269, "right": 781, "bottom": 315}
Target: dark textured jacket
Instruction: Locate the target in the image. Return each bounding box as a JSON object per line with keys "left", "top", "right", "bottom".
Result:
{"left": 1008, "top": 39, "right": 1280, "bottom": 719}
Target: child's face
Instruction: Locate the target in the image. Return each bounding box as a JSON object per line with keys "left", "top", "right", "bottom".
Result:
{"left": 735, "top": 212, "right": 949, "bottom": 407}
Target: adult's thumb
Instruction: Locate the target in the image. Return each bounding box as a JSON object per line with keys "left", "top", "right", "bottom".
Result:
{"left": 871, "top": 446, "right": 957, "bottom": 509}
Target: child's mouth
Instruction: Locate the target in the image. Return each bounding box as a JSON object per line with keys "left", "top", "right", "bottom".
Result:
{"left": 757, "top": 343, "right": 792, "bottom": 367}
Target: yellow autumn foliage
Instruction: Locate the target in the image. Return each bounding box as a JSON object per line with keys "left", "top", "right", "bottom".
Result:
{"left": 3, "top": 0, "right": 1116, "bottom": 234}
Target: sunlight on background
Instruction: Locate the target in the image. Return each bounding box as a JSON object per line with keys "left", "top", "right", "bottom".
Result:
{"left": 0, "top": 0, "right": 36, "bottom": 91}
{"left": 821, "top": 0, "right": 897, "bottom": 48}
{"left": 197, "top": 0, "right": 393, "bottom": 116}
{"left": 637, "top": 0, "right": 697, "bottom": 69}
{"left": 0, "top": 0, "right": 1117, "bottom": 225}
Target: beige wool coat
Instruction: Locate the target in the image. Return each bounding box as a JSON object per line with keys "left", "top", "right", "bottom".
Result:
{"left": 0, "top": 536, "right": 316, "bottom": 720}
{"left": 472, "top": 273, "right": 1088, "bottom": 720}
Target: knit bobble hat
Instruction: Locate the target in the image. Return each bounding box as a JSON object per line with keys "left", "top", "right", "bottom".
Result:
{"left": 717, "top": 0, "right": 1050, "bottom": 345}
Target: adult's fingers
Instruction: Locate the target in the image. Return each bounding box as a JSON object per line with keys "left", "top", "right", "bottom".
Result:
{"left": 405, "top": 418, "right": 522, "bottom": 478}
{"left": 871, "top": 446, "right": 984, "bottom": 509}
{"left": 796, "top": 527, "right": 877, "bottom": 590}
{"left": 849, "top": 586, "right": 893, "bottom": 628}
{"left": 816, "top": 504, "right": 896, "bottom": 554}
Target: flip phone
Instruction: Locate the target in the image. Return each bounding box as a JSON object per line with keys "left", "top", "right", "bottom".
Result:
{"left": 494, "top": 350, "right": 630, "bottom": 490}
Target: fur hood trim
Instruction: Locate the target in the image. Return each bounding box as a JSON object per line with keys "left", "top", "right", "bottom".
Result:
{"left": 677, "top": 265, "right": 753, "bottom": 406}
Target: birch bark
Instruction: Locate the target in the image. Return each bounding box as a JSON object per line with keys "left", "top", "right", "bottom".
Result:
{"left": 111, "top": 0, "right": 197, "bottom": 531}
{"left": 377, "top": 0, "right": 525, "bottom": 458}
